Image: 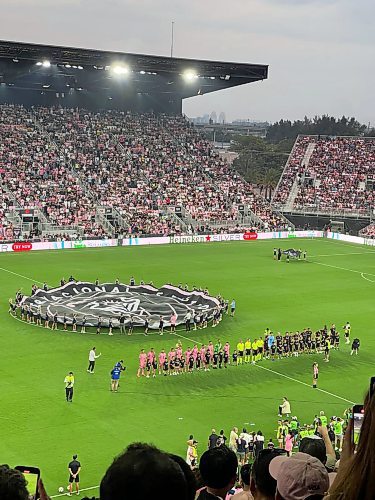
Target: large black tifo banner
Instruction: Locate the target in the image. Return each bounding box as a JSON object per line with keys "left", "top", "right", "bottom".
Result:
{"left": 22, "top": 282, "right": 220, "bottom": 329}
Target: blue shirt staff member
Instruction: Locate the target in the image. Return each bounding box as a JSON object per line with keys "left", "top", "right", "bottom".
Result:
{"left": 111, "top": 361, "right": 125, "bottom": 392}
{"left": 230, "top": 299, "right": 236, "bottom": 317}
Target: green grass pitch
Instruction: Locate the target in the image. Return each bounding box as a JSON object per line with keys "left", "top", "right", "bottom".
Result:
{"left": 0, "top": 237, "right": 374, "bottom": 497}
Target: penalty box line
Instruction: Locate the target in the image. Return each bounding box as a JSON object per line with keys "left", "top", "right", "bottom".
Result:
{"left": 254, "top": 364, "right": 355, "bottom": 405}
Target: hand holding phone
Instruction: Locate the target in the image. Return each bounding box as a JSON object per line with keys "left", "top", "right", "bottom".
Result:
{"left": 352, "top": 405, "right": 364, "bottom": 451}
{"left": 15, "top": 466, "right": 40, "bottom": 499}
{"left": 370, "top": 376, "right": 375, "bottom": 399}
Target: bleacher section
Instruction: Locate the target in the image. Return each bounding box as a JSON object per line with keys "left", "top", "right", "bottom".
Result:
{"left": 0, "top": 104, "right": 289, "bottom": 240}
{"left": 273, "top": 135, "right": 375, "bottom": 218}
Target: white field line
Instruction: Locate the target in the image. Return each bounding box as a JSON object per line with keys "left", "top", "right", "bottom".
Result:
{"left": 323, "top": 238, "right": 375, "bottom": 253}
{"left": 309, "top": 252, "right": 374, "bottom": 257}
{"left": 255, "top": 364, "right": 355, "bottom": 405}
{"left": 50, "top": 485, "right": 99, "bottom": 498}
{"left": 310, "top": 261, "right": 375, "bottom": 277}
{"left": 361, "top": 273, "right": 375, "bottom": 283}
{"left": 0, "top": 266, "right": 43, "bottom": 284}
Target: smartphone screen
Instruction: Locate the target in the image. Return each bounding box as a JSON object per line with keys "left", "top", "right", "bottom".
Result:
{"left": 370, "top": 377, "right": 375, "bottom": 398}
{"left": 353, "top": 406, "right": 364, "bottom": 451}
{"left": 15, "top": 467, "right": 39, "bottom": 499}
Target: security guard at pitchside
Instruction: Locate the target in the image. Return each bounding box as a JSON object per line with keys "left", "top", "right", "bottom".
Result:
{"left": 64, "top": 371, "right": 75, "bottom": 402}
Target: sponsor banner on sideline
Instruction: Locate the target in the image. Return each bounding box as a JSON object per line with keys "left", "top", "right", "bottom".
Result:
{"left": 326, "top": 232, "right": 375, "bottom": 247}
{"left": 0, "top": 231, "right": 325, "bottom": 253}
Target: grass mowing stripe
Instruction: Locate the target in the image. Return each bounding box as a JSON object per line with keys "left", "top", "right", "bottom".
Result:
{"left": 255, "top": 364, "right": 355, "bottom": 405}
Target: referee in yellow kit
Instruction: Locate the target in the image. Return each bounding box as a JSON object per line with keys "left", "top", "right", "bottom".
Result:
{"left": 64, "top": 371, "right": 74, "bottom": 403}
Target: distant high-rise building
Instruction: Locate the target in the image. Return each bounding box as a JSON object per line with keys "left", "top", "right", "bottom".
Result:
{"left": 210, "top": 111, "right": 217, "bottom": 124}
{"left": 218, "top": 112, "right": 226, "bottom": 124}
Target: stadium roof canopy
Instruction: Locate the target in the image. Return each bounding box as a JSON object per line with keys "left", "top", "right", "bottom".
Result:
{"left": 0, "top": 40, "right": 268, "bottom": 112}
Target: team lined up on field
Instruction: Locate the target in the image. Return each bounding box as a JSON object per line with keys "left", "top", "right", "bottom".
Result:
{"left": 136, "top": 322, "right": 357, "bottom": 377}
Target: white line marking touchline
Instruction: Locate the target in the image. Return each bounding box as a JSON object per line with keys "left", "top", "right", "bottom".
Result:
{"left": 0, "top": 267, "right": 44, "bottom": 284}
{"left": 310, "top": 252, "right": 374, "bottom": 257}
{"left": 311, "top": 261, "right": 375, "bottom": 277}
{"left": 50, "top": 485, "right": 99, "bottom": 498}
{"left": 323, "top": 239, "right": 375, "bottom": 252}
{"left": 255, "top": 364, "right": 355, "bottom": 405}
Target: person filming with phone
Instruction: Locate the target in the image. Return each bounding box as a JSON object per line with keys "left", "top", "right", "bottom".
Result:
{"left": 327, "top": 377, "right": 375, "bottom": 499}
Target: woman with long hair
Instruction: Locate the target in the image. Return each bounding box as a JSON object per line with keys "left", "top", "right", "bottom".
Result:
{"left": 326, "top": 392, "right": 374, "bottom": 499}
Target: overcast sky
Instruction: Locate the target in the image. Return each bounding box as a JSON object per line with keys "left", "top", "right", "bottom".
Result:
{"left": 1, "top": 0, "right": 374, "bottom": 123}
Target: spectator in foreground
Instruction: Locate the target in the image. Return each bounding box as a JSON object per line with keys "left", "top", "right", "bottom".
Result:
{"left": 197, "top": 446, "right": 238, "bottom": 499}
{"left": 0, "top": 465, "right": 28, "bottom": 500}
{"left": 327, "top": 392, "right": 375, "bottom": 499}
{"left": 100, "top": 442, "right": 196, "bottom": 500}
{"left": 250, "top": 449, "right": 286, "bottom": 500}
{"left": 232, "top": 463, "right": 253, "bottom": 499}
{"left": 269, "top": 452, "right": 329, "bottom": 500}
{"left": 299, "top": 425, "right": 336, "bottom": 471}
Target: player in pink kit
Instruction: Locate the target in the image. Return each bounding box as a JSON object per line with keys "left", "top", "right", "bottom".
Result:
{"left": 224, "top": 342, "right": 230, "bottom": 368}
{"left": 176, "top": 345, "right": 183, "bottom": 374}
{"left": 168, "top": 348, "right": 176, "bottom": 375}
{"left": 192, "top": 345, "right": 198, "bottom": 362}
{"left": 146, "top": 348, "right": 156, "bottom": 378}
{"left": 185, "top": 347, "right": 192, "bottom": 373}
{"left": 200, "top": 345, "right": 206, "bottom": 368}
{"left": 158, "top": 349, "right": 166, "bottom": 375}
{"left": 208, "top": 341, "right": 214, "bottom": 366}
{"left": 137, "top": 349, "right": 147, "bottom": 378}
{"left": 170, "top": 313, "right": 177, "bottom": 333}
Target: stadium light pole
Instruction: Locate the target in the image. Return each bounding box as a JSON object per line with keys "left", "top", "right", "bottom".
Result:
{"left": 170, "top": 21, "right": 175, "bottom": 58}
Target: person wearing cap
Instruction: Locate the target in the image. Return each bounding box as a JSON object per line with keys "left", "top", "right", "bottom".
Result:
{"left": 67, "top": 454, "right": 81, "bottom": 496}
{"left": 269, "top": 451, "right": 329, "bottom": 500}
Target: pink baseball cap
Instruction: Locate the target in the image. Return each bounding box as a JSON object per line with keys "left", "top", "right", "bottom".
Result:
{"left": 269, "top": 452, "right": 329, "bottom": 500}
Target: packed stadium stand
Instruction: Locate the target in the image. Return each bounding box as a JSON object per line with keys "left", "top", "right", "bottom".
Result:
{"left": 0, "top": 104, "right": 289, "bottom": 241}
{"left": 360, "top": 222, "right": 375, "bottom": 238}
{"left": 272, "top": 135, "right": 375, "bottom": 219}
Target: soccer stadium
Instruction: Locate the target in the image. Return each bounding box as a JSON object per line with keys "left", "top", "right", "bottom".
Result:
{"left": 0, "top": 32, "right": 374, "bottom": 500}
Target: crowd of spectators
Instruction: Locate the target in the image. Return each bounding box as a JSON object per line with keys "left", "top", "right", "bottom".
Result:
{"left": 0, "top": 104, "right": 99, "bottom": 237}
{"left": 272, "top": 136, "right": 313, "bottom": 206}
{"left": 0, "top": 184, "right": 17, "bottom": 240}
{"left": 0, "top": 104, "right": 288, "bottom": 240}
{"left": 273, "top": 135, "right": 375, "bottom": 216}
{"left": 360, "top": 223, "right": 375, "bottom": 238}
{"left": 3, "top": 388, "right": 375, "bottom": 499}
